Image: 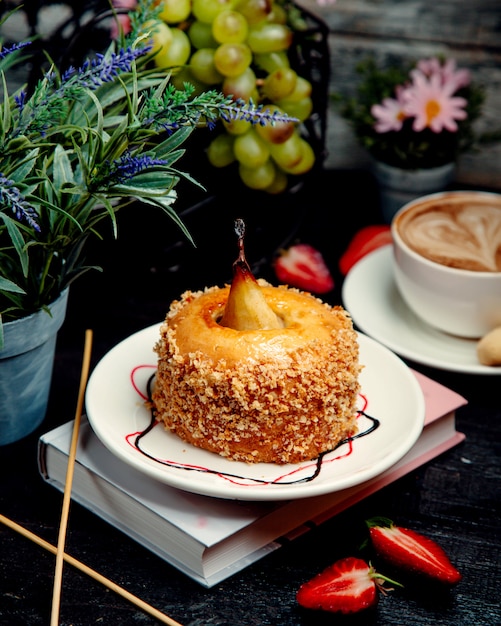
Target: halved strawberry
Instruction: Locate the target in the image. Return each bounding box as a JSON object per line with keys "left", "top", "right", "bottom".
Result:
{"left": 367, "top": 518, "right": 462, "bottom": 585}
{"left": 339, "top": 225, "right": 392, "bottom": 276}
{"left": 296, "top": 556, "right": 399, "bottom": 614}
{"left": 273, "top": 243, "right": 334, "bottom": 294}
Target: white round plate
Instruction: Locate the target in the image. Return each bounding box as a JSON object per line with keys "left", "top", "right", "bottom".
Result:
{"left": 342, "top": 245, "right": 501, "bottom": 375}
{"left": 85, "top": 324, "right": 425, "bottom": 501}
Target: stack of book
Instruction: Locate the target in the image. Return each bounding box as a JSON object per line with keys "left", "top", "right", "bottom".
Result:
{"left": 38, "top": 370, "right": 466, "bottom": 588}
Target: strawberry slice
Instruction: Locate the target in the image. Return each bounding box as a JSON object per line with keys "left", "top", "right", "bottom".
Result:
{"left": 273, "top": 243, "right": 334, "bottom": 294}
{"left": 339, "top": 225, "right": 392, "bottom": 276}
{"left": 296, "top": 556, "right": 399, "bottom": 614}
{"left": 367, "top": 518, "right": 462, "bottom": 585}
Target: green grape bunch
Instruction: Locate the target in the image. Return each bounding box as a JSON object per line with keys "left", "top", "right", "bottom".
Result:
{"left": 142, "top": 0, "right": 318, "bottom": 194}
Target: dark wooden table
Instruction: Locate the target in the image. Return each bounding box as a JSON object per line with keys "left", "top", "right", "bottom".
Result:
{"left": 1, "top": 170, "right": 500, "bottom": 626}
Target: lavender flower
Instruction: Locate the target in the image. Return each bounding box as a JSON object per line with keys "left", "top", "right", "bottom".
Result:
{"left": 12, "top": 45, "right": 151, "bottom": 138}
{"left": 222, "top": 100, "right": 297, "bottom": 125}
{"left": 143, "top": 87, "right": 298, "bottom": 134}
{"left": 13, "top": 77, "right": 67, "bottom": 137}
{"left": 61, "top": 45, "right": 151, "bottom": 89}
{"left": 105, "top": 153, "right": 170, "bottom": 185}
{"left": 13, "top": 90, "right": 27, "bottom": 115}
{"left": 0, "top": 175, "right": 40, "bottom": 232}
{"left": 0, "top": 41, "right": 31, "bottom": 61}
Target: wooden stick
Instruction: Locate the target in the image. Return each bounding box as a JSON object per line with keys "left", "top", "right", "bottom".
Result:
{"left": 51, "top": 328, "right": 94, "bottom": 626}
{"left": 0, "top": 513, "right": 184, "bottom": 626}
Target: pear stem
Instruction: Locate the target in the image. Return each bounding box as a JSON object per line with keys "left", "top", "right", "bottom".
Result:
{"left": 235, "top": 218, "right": 246, "bottom": 259}
{"left": 235, "top": 218, "right": 249, "bottom": 266}
{"left": 233, "top": 218, "right": 255, "bottom": 280}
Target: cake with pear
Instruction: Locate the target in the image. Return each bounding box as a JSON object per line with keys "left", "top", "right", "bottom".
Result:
{"left": 152, "top": 220, "right": 361, "bottom": 464}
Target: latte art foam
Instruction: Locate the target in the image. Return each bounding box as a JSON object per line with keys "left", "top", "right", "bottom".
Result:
{"left": 396, "top": 201, "right": 501, "bottom": 272}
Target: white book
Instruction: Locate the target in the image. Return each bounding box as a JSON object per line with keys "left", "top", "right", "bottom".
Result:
{"left": 38, "top": 370, "right": 466, "bottom": 588}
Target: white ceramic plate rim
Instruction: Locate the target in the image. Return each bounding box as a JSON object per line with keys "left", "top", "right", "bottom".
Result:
{"left": 342, "top": 245, "right": 501, "bottom": 375}
{"left": 85, "top": 324, "right": 425, "bottom": 501}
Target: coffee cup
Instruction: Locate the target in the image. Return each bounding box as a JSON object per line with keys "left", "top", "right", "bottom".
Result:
{"left": 391, "top": 190, "right": 501, "bottom": 338}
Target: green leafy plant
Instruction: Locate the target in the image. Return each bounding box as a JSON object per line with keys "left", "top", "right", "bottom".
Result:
{"left": 0, "top": 1, "right": 293, "bottom": 346}
{"left": 334, "top": 56, "right": 487, "bottom": 169}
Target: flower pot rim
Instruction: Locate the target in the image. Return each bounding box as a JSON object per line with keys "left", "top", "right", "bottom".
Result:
{"left": 371, "top": 159, "right": 456, "bottom": 175}
{"left": 2, "top": 287, "right": 69, "bottom": 329}
{"left": 0, "top": 288, "right": 69, "bottom": 359}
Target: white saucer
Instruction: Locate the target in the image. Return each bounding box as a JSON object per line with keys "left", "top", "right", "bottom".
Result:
{"left": 342, "top": 245, "right": 501, "bottom": 375}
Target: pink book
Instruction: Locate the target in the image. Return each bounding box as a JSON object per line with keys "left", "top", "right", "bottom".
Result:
{"left": 308, "top": 370, "right": 466, "bottom": 528}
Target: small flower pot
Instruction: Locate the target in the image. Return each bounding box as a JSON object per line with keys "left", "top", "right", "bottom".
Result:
{"left": 372, "top": 161, "right": 456, "bottom": 223}
{"left": 0, "top": 288, "right": 69, "bottom": 446}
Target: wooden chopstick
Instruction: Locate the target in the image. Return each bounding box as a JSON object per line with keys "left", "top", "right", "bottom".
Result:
{"left": 50, "top": 328, "right": 94, "bottom": 626}
{"left": 0, "top": 513, "right": 184, "bottom": 626}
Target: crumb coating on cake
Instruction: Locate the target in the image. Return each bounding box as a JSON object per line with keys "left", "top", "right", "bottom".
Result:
{"left": 152, "top": 283, "right": 361, "bottom": 464}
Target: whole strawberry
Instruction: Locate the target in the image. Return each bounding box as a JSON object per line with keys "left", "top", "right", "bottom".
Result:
{"left": 296, "top": 556, "right": 400, "bottom": 614}
{"left": 273, "top": 243, "right": 334, "bottom": 294}
{"left": 338, "top": 225, "right": 392, "bottom": 275}
{"left": 367, "top": 518, "right": 462, "bottom": 585}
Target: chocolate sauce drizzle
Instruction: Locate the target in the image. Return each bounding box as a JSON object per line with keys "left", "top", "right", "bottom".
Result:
{"left": 126, "top": 373, "right": 381, "bottom": 488}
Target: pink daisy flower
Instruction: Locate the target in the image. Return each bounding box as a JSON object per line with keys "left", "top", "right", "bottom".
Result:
{"left": 413, "top": 57, "right": 471, "bottom": 92}
{"left": 414, "top": 57, "right": 442, "bottom": 77}
{"left": 403, "top": 71, "right": 468, "bottom": 133}
{"left": 439, "top": 58, "right": 471, "bottom": 91}
{"left": 371, "top": 86, "right": 408, "bottom": 132}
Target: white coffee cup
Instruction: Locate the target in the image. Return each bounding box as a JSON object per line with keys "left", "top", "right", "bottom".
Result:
{"left": 391, "top": 190, "right": 501, "bottom": 338}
